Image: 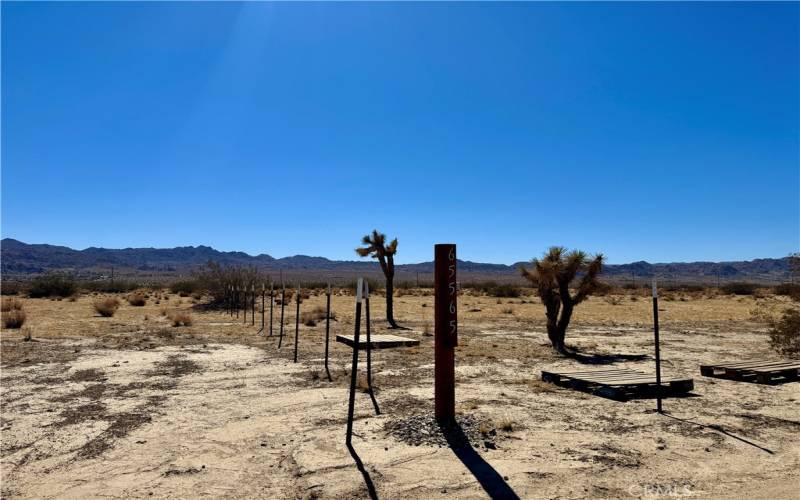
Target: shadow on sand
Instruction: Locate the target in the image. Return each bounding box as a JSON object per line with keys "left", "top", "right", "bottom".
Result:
{"left": 438, "top": 420, "right": 520, "bottom": 500}
{"left": 347, "top": 442, "right": 379, "bottom": 500}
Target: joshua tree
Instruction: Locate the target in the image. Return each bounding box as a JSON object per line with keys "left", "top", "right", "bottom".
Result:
{"left": 520, "top": 247, "right": 604, "bottom": 355}
{"left": 356, "top": 230, "right": 400, "bottom": 328}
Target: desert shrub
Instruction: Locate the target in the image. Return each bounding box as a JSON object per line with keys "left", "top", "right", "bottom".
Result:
{"left": 720, "top": 282, "right": 758, "bottom": 296}
{"left": 170, "top": 279, "right": 204, "bottom": 296}
{"left": 127, "top": 292, "right": 147, "bottom": 306}
{"left": 28, "top": 272, "right": 78, "bottom": 298}
{"left": 1, "top": 298, "right": 23, "bottom": 312}
{"left": 93, "top": 297, "right": 120, "bottom": 317}
{"left": 465, "top": 281, "right": 522, "bottom": 298}
{"left": 604, "top": 296, "right": 622, "bottom": 306}
{"left": 2, "top": 309, "right": 26, "bottom": 329}
{"left": 300, "top": 305, "right": 332, "bottom": 327}
{"left": 774, "top": 283, "right": 800, "bottom": 301}
{"left": 169, "top": 311, "right": 193, "bottom": 327}
{"left": 591, "top": 281, "right": 614, "bottom": 296}
{"left": 81, "top": 280, "right": 141, "bottom": 293}
{"left": 1, "top": 281, "right": 23, "bottom": 295}
{"left": 768, "top": 308, "right": 800, "bottom": 356}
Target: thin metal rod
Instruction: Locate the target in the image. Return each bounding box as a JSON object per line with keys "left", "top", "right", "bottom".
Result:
{"left": 324, "top": 283, "right": 332, "bottom": 381}
{"left": 346, "top": 278, "right": 364, "bottom": 445}
{"left": 260, "top": 285, "right": 265, "bottom": 333}
{"left": 364, "top": 282, "right": 380, "bottom": 415}
{"left": 278, "top": 285, "right": 286, "bottom": 348}
{"left": 251, "top": 285, "right": 255, "bottom": 326}
{"left": 235, "top": 287, "right": 239, "bottom": 318}
{"left": 293, "top": 283, "right": 301, "bottom": 363}
{"left": 243, "top": 285, "right": 248, "bottom": 324}
{"left": 653, "top": 279, "right": 663, "bottom": 413}
{"left": 269, "top": 283, "right": 274, "bottom": 337}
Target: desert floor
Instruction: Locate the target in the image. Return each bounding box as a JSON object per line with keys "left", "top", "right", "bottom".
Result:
{"left": 1, "top": 289, "right": 798, "bottom": 499}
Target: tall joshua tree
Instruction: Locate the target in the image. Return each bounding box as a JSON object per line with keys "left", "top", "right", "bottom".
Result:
{"left": 520, "top": 247, "right": 604, "bottom": 355}
{"left": 356, "top": 230, "right": 400, "bottom": 328}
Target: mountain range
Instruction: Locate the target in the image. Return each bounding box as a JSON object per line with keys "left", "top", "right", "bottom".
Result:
{"left": 0, "top": 238, "right": 792, "bottom": 284}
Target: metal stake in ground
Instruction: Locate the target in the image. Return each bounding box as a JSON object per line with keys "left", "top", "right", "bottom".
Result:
{"left": 293, "top": 282, "right": 301, "bottom": 363}
{"left": 345, "top": 278, "right": 364, "bottom": 445}
{"left": 278, "top": 283, "right": 286, "bottom": 348}
{"left": 251, "top": 284, "right": 256, "bottom": 326}
{"left": 324, "top": 282, "right": 332, "bottom": 381}
{"left": 434, "top": 244, "right": 457, "bottom": 423}
{"left": 652, "top": 278, "right": 663, "bottom": 413}
{"left": 364, "top": 281, "right": 380, "bottom": 415}
{"left": 235, "top": 286, "right": 240, "bottom": 319}
{"left": 269, "top": 282, "right": 274, "bottom": 337}
{"left": 259, "top": 283, "right": 265, "bottom": 334}
{"left": 243, "top": 284, "right": 248, "bottom": 324}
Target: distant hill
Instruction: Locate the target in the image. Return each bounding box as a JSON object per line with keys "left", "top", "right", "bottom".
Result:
{"left": 0, "top": 238, "right": 792, "bottom": 284}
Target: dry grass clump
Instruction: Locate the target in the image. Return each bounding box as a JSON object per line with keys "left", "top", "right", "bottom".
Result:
{"left": 127, "top": 292, "right": 147, "bottom": 306}
{"left": 93, "top": 297, "right": 120, "bottom": 317}
{"left": 168, "top": 311, "right": 193, "bottom": 327}
{"left": 300, "top": 305, "right": 334, "bottom": 327}
{"left": 2, "top": 299, "right": 26, "bottom": 328}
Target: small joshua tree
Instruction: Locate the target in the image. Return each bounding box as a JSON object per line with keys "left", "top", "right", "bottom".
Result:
{"left": 520, "top": 247, "right": 604, "bottom": 355}
{"left": 356, "top": 230, "right": 400, "bottom": 328}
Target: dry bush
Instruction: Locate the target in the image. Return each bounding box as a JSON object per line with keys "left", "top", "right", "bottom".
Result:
{"left": 2, "top": 309, "right": 26, "bottom": 329}
{"left": 774, "top": 283, "right": 800, "bottom": 301}
{"left": 2, "top": 298, "right": 23, "bottom": 312}
{"left": 604, "top": 295, "right": 623, "bottom": 306}
{"left": 768, "top": 308, "right": 800, "bottom": 356}
{"left": 300, "top": 305, "right": 334, "bottom": 327}
{"left": 501, "top": 307, "right": 514, "bottom": 314}
{"left": 127, "top": 292, "right": 147, "bottom": 306}
{"left": 93, "top": 297, "right": 120, "bottom": 317}
{"left": 169, "top": 311, "right": 193, "bottom": 327}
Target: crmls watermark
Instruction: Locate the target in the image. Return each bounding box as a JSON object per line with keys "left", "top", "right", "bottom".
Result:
{"left": 627, "top": 484, "right": 695, "bottom": 497}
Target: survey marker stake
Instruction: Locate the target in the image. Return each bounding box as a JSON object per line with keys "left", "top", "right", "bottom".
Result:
{"left": 345, "top": 278, "right": 364, "bottom": 445}
{"left": 324, "top": 282, "right": 332, "bottom": 381}
{"left": 365, "top": 281, "right": 380, "bottom": 415}
{"left": 294, "top": 282, "right": 301, "bottom": 363}
{"left": 269, "top": 282, "right": 274, "bottom": 337}
{"left": 434, "top": 243, "right": 457, "bottom": 423}
{"left": 653, "top": 278, "right": 663, "bottom": 413}
{"left": 258, "top": 283, "right": 265, "bottom": 334}
{"left": 278, "top": 282, "right": 286, "bottom": 348}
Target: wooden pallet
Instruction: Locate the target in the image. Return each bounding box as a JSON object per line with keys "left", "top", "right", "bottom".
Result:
{"left": 541, "top": 368, "right": 694, "bottom": 401}
{"left": 700, "top": 359, "right": 800, "bottom": 384}
{"left": 336, "top": 334, "right": 420, "bottom": 350}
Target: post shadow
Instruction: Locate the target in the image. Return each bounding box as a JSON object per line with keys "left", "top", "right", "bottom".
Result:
{"left": 346, "top": 442, "right": 378, "bottom": 500}
{"left": 661, "top": 412, "right": 774, "bottom": 454}
{"left": 438, "top": 420, "right": 520, "bottom": 500}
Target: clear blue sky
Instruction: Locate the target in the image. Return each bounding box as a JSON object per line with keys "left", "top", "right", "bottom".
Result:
{"left": 2, "top": 2, "right": 798, "bottom": 265}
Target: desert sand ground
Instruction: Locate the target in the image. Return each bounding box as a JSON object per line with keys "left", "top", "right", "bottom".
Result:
{"left": 1, "top": 289, "right": 798, "bottom": 499}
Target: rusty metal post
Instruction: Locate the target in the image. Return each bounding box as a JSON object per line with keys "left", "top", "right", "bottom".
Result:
{"left": 345, "top": 278, "right": 364, "bottom": 445}
{"left": 434, "top": 244, "right": 457, "bottom": 423}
